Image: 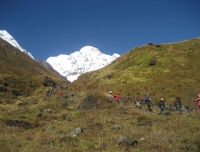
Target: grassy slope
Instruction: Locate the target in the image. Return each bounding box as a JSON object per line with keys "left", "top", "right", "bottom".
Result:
{"left": 70, "top": 37, "right": 200, "bottom": 106}
{"left": 0, "top": 37, "right": 200, "bottom": 152}
{"left": 0, "top": 38, "right": 70, "bottom": 97}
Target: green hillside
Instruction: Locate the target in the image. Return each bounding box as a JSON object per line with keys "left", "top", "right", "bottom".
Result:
{"left": 0, "top": 37, "right": 200, "bottom": 152}
{"left": 69, "top": 37, "right": 200, "bottom": 106}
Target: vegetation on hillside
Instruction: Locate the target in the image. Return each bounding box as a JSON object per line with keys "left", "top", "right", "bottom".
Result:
{"left": 69, "top": 37, "right": 200, "bottom": 107}
{"left": 0, "top": 38, "right": 69, "bottom": 98}
{"left": 0, "top": 37, "right": 200, "bottom": 151}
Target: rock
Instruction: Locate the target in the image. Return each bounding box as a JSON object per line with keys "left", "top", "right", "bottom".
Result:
{"left": 0, "top": 85, "right": 7, "bottom": 93}
{"left": 46, "top": 109, "right": 52, "bottom": 113}
{"left": 186, "top": 145, "right": 195, "bottom": 151}
{"left": 5, "top": 118, "right": 38, "bottom": 129}
{"left": 68, "top": 127, "right": 82, "bottom": 136}
{"left": 106, "top": 120, "right": 115, "bottom": 124}
{"left": 111, "top": 125, "right": 120, "bottom": 130}
{"left": 148, "top": 43, "right": 154, "bottom": 45}
{"left": 43, "top": 125, "right": 54, "bottom": 131}
{"left": 118, "top": 136, "right": 138, "bottom": 145}
{"left": 139, "top": 137, "right": 145, "bottom": 141}
{"left": 42, "top": 76, "right": 56, "bottom": 87}
{"left": 149, "top": 60, "right": 157, "bottom": 66}
{"left": 77, "top": 95, "right": 99, "bottom": 110}
{"left": 12, "top": 89, "right": 21, "bottom": 96}
{"left": 137, "top": 121, "right": 151, "bottom": 126}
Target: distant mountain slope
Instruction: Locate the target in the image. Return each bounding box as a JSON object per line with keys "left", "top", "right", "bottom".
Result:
{"left": 0, "top": 38, "right": 69, "bottom": 97}
{"left": 68, "top": 37, "right": 200, "bottom": 104}
{"left": 0, "top": 30, "right": 34, "bottom": 59}
{"left": 46, "top": 46, "right": 120, "bottom": 82}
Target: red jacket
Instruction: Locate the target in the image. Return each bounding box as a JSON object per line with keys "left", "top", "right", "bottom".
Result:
{"left": 195, "top": 97, "right": 200, "bottom": 106}
{"left": 115, "top": 94, "right": 120, "bottom": 100}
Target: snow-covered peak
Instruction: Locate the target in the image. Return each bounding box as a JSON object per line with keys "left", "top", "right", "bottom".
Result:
{"left": 80, "top": 46, "right": 101, "bottom": 54}
{"left": 47, "top": 46, "right": 120, "bottom": 82}
{"left": 0, "top": 30, "right": 34, "bottom": 59}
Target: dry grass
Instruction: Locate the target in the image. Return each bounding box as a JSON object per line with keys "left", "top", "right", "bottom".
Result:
{"left": 0, "top": 89, "right": 200, "bottom": 152}
{"left": 1, "top": 37, "right": 200, "bottom": 151}
{"left": 0, "top": 38, "right": 69, "bottom": 98}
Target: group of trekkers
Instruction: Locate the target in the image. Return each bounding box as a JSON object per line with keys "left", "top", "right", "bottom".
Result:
{"left": 46, "top": 84, "right": 69, "bottom": 96}
{"left": 45, "top": 83, "right": 56, "bottom": 96}
{"left": 108, "top": 91, "right": 121, "bottom": 103}
{"left": 108, "top": 91, "right": 200, "bottom": 113}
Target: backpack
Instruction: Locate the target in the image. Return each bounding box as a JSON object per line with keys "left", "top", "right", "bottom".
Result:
{"left": 159, "top": 101, "right": 164, "bottom": 108}
{"left": 145, "top": 95, "right": 149, "bottom": 101}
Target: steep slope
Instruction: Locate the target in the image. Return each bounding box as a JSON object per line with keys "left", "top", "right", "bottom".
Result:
{"left": 0, "top": 38, "right": 69, "bottom": 97}
{"left": 46, "top": 46, "right": 120, "bottom": 82}
{"left": 0, "top": 30, "right": 34, "bottom": 59}
{"left": 69, "top": 37, "right": 200, "bottom": 105}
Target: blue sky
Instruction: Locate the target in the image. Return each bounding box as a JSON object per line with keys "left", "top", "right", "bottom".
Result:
{"left": 0, "top": 0, "right": 200, "bottom": 60}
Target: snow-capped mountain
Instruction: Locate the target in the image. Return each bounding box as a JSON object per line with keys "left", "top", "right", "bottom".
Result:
{"left": 47, "top": 46, "right": 120, "bottom": 82}
{"left": 0, "top": 30, "right": 34, "bottom": 59}
{"left": 0, "top": 30, "right": 120, "bottom": 82}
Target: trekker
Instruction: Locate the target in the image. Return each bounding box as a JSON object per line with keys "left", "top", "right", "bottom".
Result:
{"left": 49, "top": 87, "right": 53, "bottom": 92}
{"left": 65, "top": 85, "right": 68, "bottom": 90}
{"left": 158, "top": 98, "right": 165, "bottom": 113}
{"left": 144, "top": 93, "right": 151, "bottom": 111}
{"left": 134, "top": 92, "right": 141, "bottom": 109}
{"left": 195, "top": 94, "right": 200, "bottom": 109}
{"left": 175, "top": 97, "right": 182, "bottom": 112}
{"left": 52, "top": 83, "right": 56, "bottom": 92}
{"left": 108, "top": 91, "right": 113, "bottom": 100}
{"left": 114, "top": 92, "right": 120, "bottom": 103}
{"left": 46, "top": 88, "right": 50, "bottom": 96}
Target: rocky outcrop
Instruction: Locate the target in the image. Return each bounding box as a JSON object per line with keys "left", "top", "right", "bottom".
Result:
{"left": 77, "top": 95, "right": 99, "bottom": 110}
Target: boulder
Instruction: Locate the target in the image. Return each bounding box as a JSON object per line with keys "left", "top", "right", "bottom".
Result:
{"left": 118, "top": 136, "right": 138, "bottom": 145}
{"left": 149, "top": 60, "right": 157, "bottom": 66}
{"left": 77, "top": 95, "right": 99, "bottom": 110}
{"left": 68, "top": 127, "right": 82, "bottom": 137}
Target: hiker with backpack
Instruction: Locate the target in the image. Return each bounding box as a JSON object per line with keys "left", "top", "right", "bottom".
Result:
{"left": 174, "top": 97, "right": 182, "bottom": 112}
{"left": 144, "top": 93, "right": 151, "bottom": 111}
{"left": 134, "top": 92, "right": 141, "bottom": 109}
{"left": 51, "top": 83, "right": 56, "bottom": 92}
{"left": 108, "top": 91, "right": 113, "bottom": 100}
{"left": 158, "top": 98, "right": 166, "bottom": 113}
{"left": 114, "top": 92, "right": 120, "bottom": 103}
{"left": 46, "top": 88, "right": 50, "bottom": 96}
{"left": 195, "top": 94, "right": 200, "bottom": 109}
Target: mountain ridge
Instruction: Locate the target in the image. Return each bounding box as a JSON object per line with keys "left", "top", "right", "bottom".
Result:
{"left": 1, "top": 30, "right": 120, "bottom": 82}
{"left": 0, "top": 37, "right": 69, "bottom": 97}
{"left": 0, "top": 30, "right": 34, "bottom": 59}
{"left": 46, "top": 46, "right": 120, "bottom": 82}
